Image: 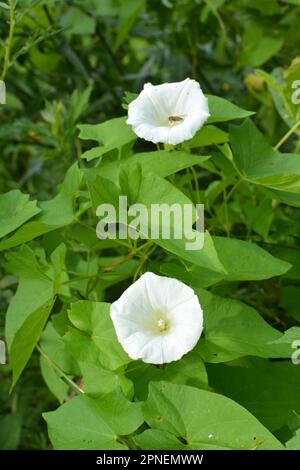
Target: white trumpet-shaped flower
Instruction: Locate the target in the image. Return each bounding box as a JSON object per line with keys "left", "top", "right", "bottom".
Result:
{"left": 126, "top": 78, "right": 210, "bottom": 145}
{"left": 110, "top": 272, "right": 203, "bottom": 364}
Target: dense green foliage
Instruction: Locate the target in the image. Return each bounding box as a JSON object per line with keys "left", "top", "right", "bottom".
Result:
{"left": 1, "top": 0, "right": 300, "bottom": 450}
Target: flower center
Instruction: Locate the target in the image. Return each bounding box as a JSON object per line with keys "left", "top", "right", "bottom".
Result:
{"left": 168, "top": 115, "right": 184, "bottom": 127}
{"left": 157, "top": 318, "right": 168, "bottom": 332}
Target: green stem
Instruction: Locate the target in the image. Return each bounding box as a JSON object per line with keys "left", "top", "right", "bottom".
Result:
{"left": 61, "top": 273, "right": 98, "bottom": 286}
{"left": 1, "top": 0, "right": 15, "bottom": 81}
{"left": 132, "top": 243, "right": 156, "bottom": 281}
{"left": 275, "top": 119, "right": 300, "bottom": 150}
{"left": 61, "top": 241, "right": 155, "bottom": 286}
{"left": 190, "top": 166, "right": 200, "bottom": 204}
{"left": 36, "top": 344, "right": 84, "bottom": 395}
{"left": 226, "top": 178, "right": 242, "bottom": 201}
{"left": 223, "top": 186, "right": 230, "bottom": 237}
{"left": 221, "top": 179, "right": 243, "bottom": 237}
{"left": 84, "top": 250, "right": 90, "bottom": 297}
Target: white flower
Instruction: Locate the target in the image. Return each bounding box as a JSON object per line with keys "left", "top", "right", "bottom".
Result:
{"left": 126, "top": 78, "right": 210, "bottom": 145}
{"left": 110, "top": 272, "right": 203, "bottom": 364}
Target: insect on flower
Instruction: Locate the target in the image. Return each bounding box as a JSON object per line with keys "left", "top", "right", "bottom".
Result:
{"left": 110, "top": 272, "right": 204, "bottom": 364}
{"left": 126, "top": 78, "right": 210, "bottom": 145}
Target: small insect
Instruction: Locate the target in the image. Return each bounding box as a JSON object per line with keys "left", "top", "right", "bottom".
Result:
{"left": 168, "top": 115, "right": 184, "bottom": 126}
{"left": 249, "top": 437, "right": 265, "bottom": 450}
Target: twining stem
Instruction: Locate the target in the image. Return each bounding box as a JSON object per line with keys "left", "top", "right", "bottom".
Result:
{"left": 60, "top": 240, "right": 154, "bottom": 289}
{"left": 84, "top": 250, "right": 91, "bottom": 297}
{"left": 275, "top": 119, "right": 300, "bottom": 150}
{"left": 36, "top": 344, "right": 84, "bottom": 395}
{"left": 221, "top": 178, "right": 243, "bottom": 237}
{"left": 190, "top": 166, "right": 201, "bottom": 204}
{"left": 1, "top": 0, "right": 16, "bottom": 81}
{"left": 133, "top": 243, "right": 156, "bottom": 281}
{"left": 226, "top": 178, "right": 242, "bottom": 201}
{"left": 203, "top": 0, "right": 226, "bottom": 38}
{"left": 223, "top": 186, "right": 230, "bottom": 237}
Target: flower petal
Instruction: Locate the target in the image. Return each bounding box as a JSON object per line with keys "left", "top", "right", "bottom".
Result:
{"left": 143, "top": 272, "right": 195, "bottom": 312}
{"left": 110, "top": 272, "right": 204, "bottom": 364}
{"left": 110, "top": 275, "right": 154, "bottom": 333}
{"left": 126, "top": 78, "right": 210, "bottom": 145}
{"left": 171, "top": 295, "right": 204, "bottom": 349}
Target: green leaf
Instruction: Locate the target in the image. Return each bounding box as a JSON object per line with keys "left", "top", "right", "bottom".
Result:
{"left": 126, "top": 349, "right": 208, "bottom": 400}
{"left": 230, "top": 119, "right": 300, "bottom": 193}
{"left": 43, "top": 391, "right": 143, "bottom": 450}
{"left": 262, "top": 188, "right": 300, "bottom": 208}
{"left": 84, "top": 151, "right": 210, "bottom": 182}
{"left": 245, "top": 0, "right": 281, "bottom": 14}
{"left": 89, "top": 0, "right": 119, "bottom": 15}
{"left": 0, "top": 414, "right": 22, "bottom": 450}
{"left": 212, "top": 236, "right": 291, "bottom": 281}
{"left": 5, "top": 244, "right": 69, "bottom": 388}
{"left": 68, "top": 86, "right": 93, "bottom": 124}
{"left": 158, "top": 231, "right": 225, "bottom": 274}
{"left": 64, "top": 223, "right": 101, "bottom": 250}
{"left": 88, "top": 176, "right": 121, "bottom": 209}
{"left": 40, "top": 322, "right": 74, "bottom": 403}
{"left": 281, "top": 0, "right": 300, "bottom": 4}
{"left": 78, "top": 116, "right": 136, "bottom": 161}
{"left": 0, "top": 190, "right": 40, "bottom": 238}
{"left": 141, "top": 382, "right": 283, "bottom": 449}
{"left": 240, "top": 25, "right": 283, "bottom": 67}
{"left": 5, "top": 246, "right": 54, "bottom": 349}
{"left": 207, "top": 358, "right": 300, "bottom": 432}
{"left": 114, "top": 0, "right": 145, "bottom": 50}
{"left": 38, "top": 163, "right": 83, "bottom": 226}
{"left": 63, "top": 327, "right": 102, "bottom": 367}
{"left": 49, "top": 243, "right": 69, "bottom": 296}
{"left": 0, "top": 222, "right": 58, "bottom": 252}
{"left": 134, "top": 173, "right": 225, "bottom": 273}
{"left": 79, "top": 362, "right": 133, "bottom": 398}
{"left": 0, "top": 164, "right": 82, "bottom": 250}
{"left": 135, "top": 429, "right": 187, "bottom": 450}
{"left": 10, "top": 299, "right": 55, "bottom": 390}
{"left": 122, "top": 91, "right": 138, "bottom": 107}
{"left": 256, "top": 67, "right": 300, "bottom": 129}
{"left": 119, "top": 162, "right": 143, "bottom": 205}
{"left": 66, "top": 301, "right": 131, "bottom": 370}
{"left": 40, "top": 355, "right": 69, "bottom": 404}
{"left": 160, "top": 260, "right": 222, "bottom": 289}
{"left": 61, "top": 7, "right": 96, "bottom": 35}
{"left": 97, "top": 257, "right": 139, "bottom": 288}
{"left": 267, "top": 326, "right": 300, "bottom": 349}
{"left": 188, "top": 125, "right": 229, "bottom": 148}
{"left": 161, "top": 237, "right": 290, "bottom": 288}
{"left": 207, "top": 95, "right": 254, "bottom": 123}
{"left": 243, "top": 198, "right": 274, "bottom": 240}
{"left": 286, "top": 429, "right": 300, "bottom": 450}
{"left": 0, "top": 2, "right": 10, "bottom": 10}
{"left": 88, "top": 170, "right": 225, "bottom": 273}
{"left": 267, "top": 245, "right": 300, "bottom": 280}
{"left": 131, "top": 151, "right": 210, "bottom": 177}
{"left": 197, "top": 289, "right": 293, "bottom": 362}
